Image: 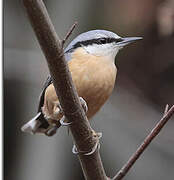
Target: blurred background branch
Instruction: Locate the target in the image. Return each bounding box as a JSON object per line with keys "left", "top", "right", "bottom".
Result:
{"left": 113, "top": 104, "right": 174, "bottom": 180}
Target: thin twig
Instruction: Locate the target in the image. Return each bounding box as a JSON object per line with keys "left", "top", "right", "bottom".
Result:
{"left": 113, "top": 104, "right": 174, "bottom": 180}
{"left": 22, "top": 0, "right": 107, "bottom": 180}
{"left": 62, "top": 21, "right": 78, "bottom": 48}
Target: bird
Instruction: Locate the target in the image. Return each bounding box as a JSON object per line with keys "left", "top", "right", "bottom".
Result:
{"left": 21, "top": 29, "right": 142, "bottom": 136}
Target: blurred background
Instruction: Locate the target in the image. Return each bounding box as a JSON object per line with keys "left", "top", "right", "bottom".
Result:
{"left": 4, "top": 0, "right": 174, "bottom": 179}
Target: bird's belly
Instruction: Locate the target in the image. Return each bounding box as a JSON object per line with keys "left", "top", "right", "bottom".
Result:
{"left": 70, "top": 60, "right": 117, "bottom": 119}
{"left": 79, "top": 80, "right": 115, "bottom": 119}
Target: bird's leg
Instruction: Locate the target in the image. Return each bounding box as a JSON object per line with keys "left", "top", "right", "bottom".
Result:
{"left": 60, "top": 116, "right": 72, "bottom": 126}
{"left": 60, "top": 97, "right": 88, "bottom": 126}
{"left": 72, "top": 130, "right": 102, "bottom": 155}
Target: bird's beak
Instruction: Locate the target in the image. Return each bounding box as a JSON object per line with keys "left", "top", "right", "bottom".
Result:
{"left": 117, "top": 37, "right": 142, "bottom": 47}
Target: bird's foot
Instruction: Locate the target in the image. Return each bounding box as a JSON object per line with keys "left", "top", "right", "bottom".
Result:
{"left": 43, "top": 97, "right": 88, "bottom": 136}
{"left": 72, "top": 130, "right": 102, "bottom": 155}
{"left": 60, "top": 116, "right": 72, "bottom": 126}
{"left": 59, "top": 97, "right": 88, "bottom": 127}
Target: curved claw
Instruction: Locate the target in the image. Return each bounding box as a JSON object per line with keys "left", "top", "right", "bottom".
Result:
{"left": 72, "top": 141, "right": 100, "bottom": 156}
{"left": 60, "top": 116, "right": 72, "bottom": 126}
{"left": 72, "top": 131, "right": 102, "bottom": 155}
{"left": 84, "top": 141, "right": 100, "bottom": 155}
{"left": 72, "top": 145, "right": 79, "bottom": 155}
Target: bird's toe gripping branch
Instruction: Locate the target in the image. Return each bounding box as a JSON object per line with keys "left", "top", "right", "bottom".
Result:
{"left": 59, "top": 97, "right": 101, "bottom": 156}
{"left": 72, "top": 131, "right": 102, "bottom": 156}
{"left": 60, "top": 116, "right": 72, "bottom": 126}
{"left": 60, "top": 97, "right": 88, "bottom": 126}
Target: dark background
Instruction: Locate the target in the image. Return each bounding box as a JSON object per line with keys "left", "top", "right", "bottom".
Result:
{"left": 4, "top": 0, "right": 174, "bottom": 179}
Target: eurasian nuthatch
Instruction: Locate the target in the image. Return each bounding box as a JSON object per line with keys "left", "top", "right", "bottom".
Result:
{"left": 21, "top": 30, "right": 142, "bottom": 136}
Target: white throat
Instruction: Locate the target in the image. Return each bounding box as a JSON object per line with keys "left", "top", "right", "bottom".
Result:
{"left": 83, "top": 43, "right": 120, "bottom": 63}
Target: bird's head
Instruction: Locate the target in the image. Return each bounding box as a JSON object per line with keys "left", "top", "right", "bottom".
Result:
{"left": 65, "top": 30, "right": 142, "bottom": 62}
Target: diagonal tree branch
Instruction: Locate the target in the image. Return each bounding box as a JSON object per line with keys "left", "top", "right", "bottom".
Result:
{"left": 113, "top": 104, "right": 174, "bottom": 180}
{"left": 22, "top": 0, "right": 107, "bottom": 179}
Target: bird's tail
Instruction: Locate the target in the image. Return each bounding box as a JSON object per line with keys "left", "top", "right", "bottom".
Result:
{"left": 21, "top": 112, "right": 50, "bottom": 134}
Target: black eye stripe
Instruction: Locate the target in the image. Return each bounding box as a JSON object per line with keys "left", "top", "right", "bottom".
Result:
{"left": 73, "top": 38, "right": 123, "bottom": 48}
{"left": 65, "top": 37, "right": 123, "bottom": 53}
{"left": 97, "top": 38, "right": 123, "bottom": 44}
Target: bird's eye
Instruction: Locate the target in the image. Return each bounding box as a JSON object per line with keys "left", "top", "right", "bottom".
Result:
{"left": 98, "top": 38, "right": 107, "bottom": 44}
